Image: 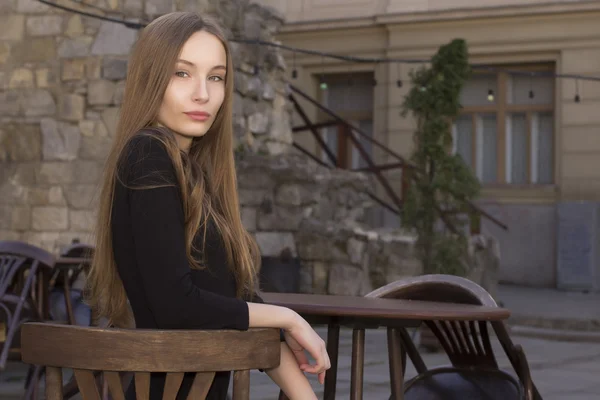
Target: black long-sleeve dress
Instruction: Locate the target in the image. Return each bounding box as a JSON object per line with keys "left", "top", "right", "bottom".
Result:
{"left": 110, "top": 131, "right": 262, "bottom": 399}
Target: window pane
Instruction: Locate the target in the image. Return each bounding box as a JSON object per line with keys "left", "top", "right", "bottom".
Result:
{"left": 508, "top": 73, "right": 554, "bottom": 105}
{"left": 321, "top": 126, "right": 337, "bottom": 164}
{"left": 460, "top": 74, "right": 497, "bottom": 107}
{"left": 453, "top": 114, "right": 473, "bottom": 168}
{"left": 477, "top": 114, "right": 497, "bottom": 183}
{"left": 324, "top": 73, "right": 374, "bottom": 114}
{"left": 351, "top": 120, "right": 373, "bottom": 169}
{"left": 508, "top": 113, "right": 528, "bottom": 184}
{"left": 537, "top": 112, "right": 554, "bottom": 183}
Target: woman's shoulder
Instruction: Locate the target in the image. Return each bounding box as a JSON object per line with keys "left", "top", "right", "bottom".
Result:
{"left": 119, "top": 128, "right": 178, "bottom": 185}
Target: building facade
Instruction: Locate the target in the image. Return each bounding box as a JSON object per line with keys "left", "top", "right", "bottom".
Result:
{"left": 256, "top": 0, "right": 600, "bottom": 289}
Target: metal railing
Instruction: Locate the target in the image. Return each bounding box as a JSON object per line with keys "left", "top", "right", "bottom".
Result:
{"left": 287, "top": 83, "right": 508, "bottom": 232}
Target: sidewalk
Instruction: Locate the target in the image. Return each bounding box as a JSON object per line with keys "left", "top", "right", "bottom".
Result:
{"left": 497, "top": 283, "right": 600, "bottom": 341}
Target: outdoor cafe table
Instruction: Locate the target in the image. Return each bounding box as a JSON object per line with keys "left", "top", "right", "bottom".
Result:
{"left": 261, "top": 292, "right": 511, "bottom": 400}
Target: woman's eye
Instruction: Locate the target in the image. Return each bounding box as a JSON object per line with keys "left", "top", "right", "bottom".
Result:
{"left": 175, "top": 71, "right": 189, "bottom": 78}
{"left": 209, "top": 76, "right": 224, "bottom": 82}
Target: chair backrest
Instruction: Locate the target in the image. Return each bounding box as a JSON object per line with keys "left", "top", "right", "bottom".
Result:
{"left": 21, "top": 323, "right": 281, "bottom": 400}
{"left": 367, "top": 274, "right": 498, "bottom": 369}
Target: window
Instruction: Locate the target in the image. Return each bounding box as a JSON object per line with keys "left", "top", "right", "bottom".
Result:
{"left": 319, "top": 72, "right": 374, "bottom": 169}
{"left": 452, "top": 64, "right": 555, "bottom": 185}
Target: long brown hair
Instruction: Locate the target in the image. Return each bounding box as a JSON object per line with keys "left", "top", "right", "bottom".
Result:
{"left": 86, "top": 12, "right": 260, "bottom": 328}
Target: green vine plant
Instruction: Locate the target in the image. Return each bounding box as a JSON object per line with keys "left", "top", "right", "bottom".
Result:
{"left": 400, "top": 39, "right": 481, "bottom": 276}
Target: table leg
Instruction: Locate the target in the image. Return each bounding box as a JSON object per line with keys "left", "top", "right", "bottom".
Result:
{"left": 387, "top": 327, "right": 404, "bottom": 400}
{"left": 350, "top": 328, "right": 365, "bottom": 400}
{"left": 323, "top": 323, "right": 339, "bottom": 400}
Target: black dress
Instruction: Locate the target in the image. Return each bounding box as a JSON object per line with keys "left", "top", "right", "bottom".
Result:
{"left": 111, "top": 131, "right": 261, "bottom": 399}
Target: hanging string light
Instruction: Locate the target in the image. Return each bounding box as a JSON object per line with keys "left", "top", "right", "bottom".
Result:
{"left": 575, "top": 78, "right": 581, "bottom": 103}
{"left": 291, "top": 50, "right": 298, "bottom": 79}
{"left": 319, "top": 55, "right": 328, "bottom": 91}
{"left": 528, "top": 72, "right": 535, "bottom": 99}
{"left": 396, "top": 63, "right": 403, "bottom": 88}
{"left": 487, "top": 75, "right": 495, "bottom": 102}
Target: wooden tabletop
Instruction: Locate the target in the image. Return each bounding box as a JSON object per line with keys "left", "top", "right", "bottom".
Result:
{"left": 261, "top": 292, "right": 510, "bottom": 322}
{"left": 55, "top": 257, "right": 90, "bottom": 265}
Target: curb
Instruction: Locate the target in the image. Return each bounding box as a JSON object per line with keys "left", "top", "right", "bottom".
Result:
{"left": 506, "top": 315, "right": 600, "bottom": 333}
{"left": 508, "top": 324, "right": 600, "bottom": 343}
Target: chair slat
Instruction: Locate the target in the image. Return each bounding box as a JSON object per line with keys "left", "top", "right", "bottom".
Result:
{"left": 74, "top": 369, "right": 101, "bottom": 400}
{"left": 232, "top": 370, "right": 250, "bottom": 400}
{"left": 459, "top": 321, "right": 477, "bottom": 355}
{"left": 104, "top": 371, "right": 126, "bottom": 400}
{"left": 162, "top": 372, "right": 184, "bottom": 400}
{"left": 135, "top": 372, "right": 151, "bottom": 400}
{"left": 186, "top": 372, "right": 215, "bottom": 400}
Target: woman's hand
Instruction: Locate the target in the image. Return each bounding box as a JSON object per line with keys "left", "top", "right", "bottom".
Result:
{"left": 283, "top": 314, "right": 331, "bottom": 384}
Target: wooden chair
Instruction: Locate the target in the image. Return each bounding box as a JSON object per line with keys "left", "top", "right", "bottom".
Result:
{"left": 21, "top": 322, "right": 280, "bottom": 400}
{"left": 367, "top": 274, "right": 541, "bottom": 400}
{"left": 0, "top": 240, "right": 56, "bottom": 399}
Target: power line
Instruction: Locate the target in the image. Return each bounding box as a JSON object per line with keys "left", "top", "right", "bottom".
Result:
{"left": 35, "top": 0, "right": 600, "bottom": 87}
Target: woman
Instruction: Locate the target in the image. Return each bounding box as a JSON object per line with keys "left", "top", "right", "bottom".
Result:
{"left": 86, "top": 11, "right": 329, "bottom": 399}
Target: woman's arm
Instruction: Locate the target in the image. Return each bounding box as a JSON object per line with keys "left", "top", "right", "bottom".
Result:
{"left": 247, "top": 303, "right": 330, "bottom": 384}
{"left": 265, "top": 342, "right": 318, "bottom": 400}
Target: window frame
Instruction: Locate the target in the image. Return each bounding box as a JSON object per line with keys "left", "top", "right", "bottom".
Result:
{"left": 455, "top": 63, "right": 556, "bottom": 186}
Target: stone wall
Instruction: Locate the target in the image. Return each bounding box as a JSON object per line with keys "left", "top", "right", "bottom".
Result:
{"left": 236, "top": 152, "right": 500, "bottom": 297}
{"left": 0, "top": 0, "right": 292, "bottom": 250}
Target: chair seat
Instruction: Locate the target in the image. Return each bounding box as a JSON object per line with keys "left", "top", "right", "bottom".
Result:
{"left": 404, "top": 367, "right": 524, "bottom": 400}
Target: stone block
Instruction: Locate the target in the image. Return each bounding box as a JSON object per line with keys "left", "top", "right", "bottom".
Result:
{"left": 64, "top": 184, "right": 97, "bottom": 209}
{"left": 102, "top": 58, "right": 128, "bottom": 80}
{"left": 78, "top": 120, "right": 95, "bottom": 137}
{"left": 0, "top": 123, "right": 41, "bottom": 162}
{"left": 113, "top": 81, "right": 125, "bottom": 104}
{"left": 27, "top": 186, "right": 66, "bottom": 206}
{"left": 73, "top": 161, "right": 103, "bottom": 183}
{"left": 311, "top": 262, "right": 328, "bottom": 294}
{"left": 17, "top": 0, "right": 49, "bottom": 13}
{"left": 69, "top": 210, "right": 94, "bottom": 231}
{"left": 26, "top": 15, "right": 62, "bottom": 36}
{"left": 36, "top": 162, "right": 75, "bottom": 184}
{"left": 0, "top": 206, "right": 12, "bottom": 229}
{"left": 59, "top": 94, "right": 85, "bottom": 121}
{"left": 257, "top": 203, "right": 303, "bottom": 231}
{"left": 88, "top": 80, "right": 116, "bottom": 105}
{"left": 80, "top": 134, "right": 112, "bottom": 160}
{"left": 0, "top": 71, "right": 6, "bottom": 90}
{"left": 14, "top": 38, "right": 56, "bottom": 62}
{"left": 0, "top": 0, "right": 15, "bottom": 13}
{"left": 0, "top": 15, "right": 24, "bottom": 40}
{"left": 328, "top": 264, "right": 364, "bottom": 296}
{"left": 86, "top": 57, "right": 102, "bottom": 79}
{"left": 145, "top": 0, "right": 172, "bottom": 15}
{"left": 102, "top": 107, "right": 120, "bottom": 135}
{"left": 21, "top": 232, "right": 60, "bottom": 252}
{"left": 123, "top": 0, "right": 142, "bottom": 12}
{"left": 41, "top": 118, "right": 81, "bottom": 161}
{"left": 58, "top": 37, "right": 93, "bottom": 58}
{"left": 347, "top": 237, "right": 365, "bottom": 265}
{"left": 238, "top": 189, "right": 269, "bottom": 206}
{"left": 275, "top": 183, "right": 319, "bottom": 206}
{"left": 36, "top": 68, "right": 54, "bottom": 88}
{"left": 9, "top": 68, "right": 34, "bottom": 89}
{"left": 32, "top": 206, "right": 68, "bottom": 231}
{"left": 0, "top": 91, "right": 20, "bottom": 116}
{"left": 248, "top": 112, "right": 270, "bottom": 134}
{"left": 0, "top": 43, "right": 10, "bottom": 64}
{"left": 241, "top": 207, "right": 257, "bottom": 232}
{"left": 0, "top": 231, "right": 21, "bottom": 241}
{"left": 91, "top": 21, "right": 137, "bottom": 55}
{"left": 65, "top": 15, "right": 84, "bottom": 38}
{"left": 62, "top": 59, "right": 86, "bottom": 81}
{"left": 11, "top": 206, "right": 30, "bottom": 230}
{"left": 255, "top": 232, "right": 296, "bottom": 257}
{"left": 23, "top": 89, "right": 56, "bottom": 117}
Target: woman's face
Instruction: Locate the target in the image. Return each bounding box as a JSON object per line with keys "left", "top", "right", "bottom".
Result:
{"left": 157, "top": 30, "right": 227, "bottom": 152}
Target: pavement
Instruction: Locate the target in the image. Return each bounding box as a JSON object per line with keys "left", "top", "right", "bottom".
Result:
{"left": 1, "top": 283, "right": 599, "bottom": 399}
